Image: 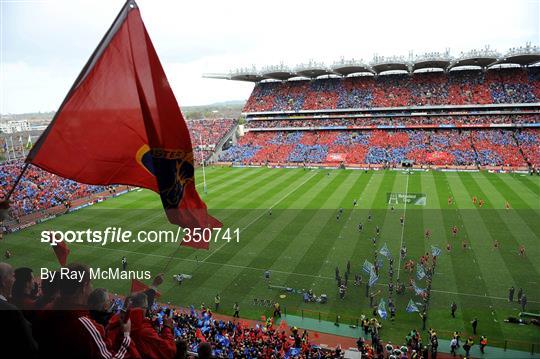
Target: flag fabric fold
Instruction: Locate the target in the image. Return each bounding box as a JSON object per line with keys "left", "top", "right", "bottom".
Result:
{"left": 416, "top": 264, "right": 426, "bottom": 280}
{"left": 195, "top": 328, "right": 206, "bottom": 343}
{"left": 377, "top": 299, "right": 387, "bottom": 319}
{"left": 362, "top": 260, "right": 374, "bottom": 274}
{"left": 379, "top": 243, "right": 391, "bottom": 258}
{"left": 431, "top": 245, "right": 442, "bottom": 257}
{"left": 45, "top": 233, "right": 70, "bottom": 266}
{"left": 412, "top": 281, "right": 426, "bottom": 296}
{"left": 52, "top": 241, "right": 70, "bottom": 267}
{"left": 130, "top": 279, "right": 161, "bottom": 297}
{"left": 406, "top": 299, "right": 420, "bottom": 313}
{"left": 368, "top": 268, "right": 379, "bottom": 287}
{"left": 26, "top": 0, "right": 220, "bottom": 249}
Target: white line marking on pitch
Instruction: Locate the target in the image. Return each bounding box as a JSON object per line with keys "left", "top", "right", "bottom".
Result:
{"left": 69, "top": 242, "right": 540, "bottom": 304}
{"left": 202, "top": 171, "right": 319, "bottom": 263}
{"left": 396, "top": 173, "right": 409, "bottom": 280}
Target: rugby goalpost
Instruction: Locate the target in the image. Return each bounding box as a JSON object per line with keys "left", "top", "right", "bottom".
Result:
{"left": 388, "top": 192, "right": 399, "bottom": 205}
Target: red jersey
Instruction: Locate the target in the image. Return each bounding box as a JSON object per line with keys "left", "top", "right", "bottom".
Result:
{"left": 38, "top": 307, "right": 131, "bottom": 359}
{"left": 109, "top": 308, "right": 176, "bottom": 359}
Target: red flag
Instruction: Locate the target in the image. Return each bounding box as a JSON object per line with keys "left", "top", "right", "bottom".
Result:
{"left": 130, "top": 279, "right": 161, "bottom": 297}
{"left": 278, "top": 319, "right": 288, "bottom": 332}
{"left": 52, "top": 241, "right": 70, "bottom": 267}
{"left": 45, "top": 233, "right": 70, "bottom": 266}
{"left": 195, "top": 328, "right": 206, "bottom": 342}
{"left": 26, "top": 1, "right": 220, "bottom": 249}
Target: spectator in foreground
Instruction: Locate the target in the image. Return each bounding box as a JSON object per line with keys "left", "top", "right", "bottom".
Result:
{"left": 197, "top": 342, "right": 213, "bottom": 359}
{"left": 126, "top": 292, "right": 177, "bottom": 359}
{"left": 175, "top": 339, "right": 188, "bottom": 359}
{"left": 0, "top": 262, "right": 38, "bottom": 358}
{"left": 10, "top": 267, "right": 37, "bottom": 310}
{"left": 38, "top": 263, "right": 132, "bottom": 359}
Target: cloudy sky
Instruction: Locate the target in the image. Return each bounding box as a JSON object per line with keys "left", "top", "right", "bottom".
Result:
{"left": 1, "top": 0, "right": 538, "bottom": 114}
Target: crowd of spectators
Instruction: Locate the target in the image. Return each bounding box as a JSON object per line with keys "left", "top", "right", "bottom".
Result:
{"left": 187, "top": 119, "right": 237, "bottom": 164}
{"left": 244, "top": 67, "right": 540, "bottom": 112}
{"left": 0, "top": 261, "right": 457, "bottom": 359}
{"left": 515, "top": 129, "right": 540, "bottom": 167}
{"left": 471, "top": 130, "right": 526, "bottom": 167}
{"left": 219, "top": 129, "right": 539, "bottom": 168}
{"left": 0, "top": 262, "right": 349, "bottom": 358}
{"left": 245, "top": 114, "right": 540, "bottom": 129}
{"left": 0, "top": 160, "right": 108, "bottom": 218}
{"left": 0, "top": 119, "right": 237, "bottom": 216}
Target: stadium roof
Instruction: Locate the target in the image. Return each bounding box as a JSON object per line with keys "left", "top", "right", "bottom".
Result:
{"left": 231, "top": 72, "right": 267, "bottom": 82}
{"left": 331, "top": 59, "right": 375, "bottom": 75}
{"left": 491, "top": 45, "right": 540, "bottom": 66}
{"left": 294, "top": 62, "right": 335, "bottom": 78}
{"left": 203, "top": 45, "right": 540, "bottom": 82}
{"left": 261, "top": 65, "right": 296, "bottom": 80}
{"left": 370, "top": 55, "right": 410, "bottom": 73}
{"left": 412, "top": 52, "right": 452, "bottom": 71}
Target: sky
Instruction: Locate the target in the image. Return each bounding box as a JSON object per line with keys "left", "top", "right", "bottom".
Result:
{"left": 1, "top": 0, "right": 539, "bottom": 114}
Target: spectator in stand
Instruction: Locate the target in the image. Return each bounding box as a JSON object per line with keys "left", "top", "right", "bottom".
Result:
{"left": 10, "top": 267, "right": 37, "bottom": 311}
{"left": 244, "top": 114, "right": 538, "bottom": 129}
{"left": 34, "top": 270, "right": 60, "bottom": 310}
{"left": 222, "top": 128, "right": 537, "bottom": 168}
{"left": 187, "top": 119, "right": 236, "bottom": 165}
{"left": 0, "top": 262, "right": 38, "bottom": 359}
{"left": 36, "top": 263, "right": 132, "bottom": 359}
{"left": 243, "top": 67, "right": 540, "bottom": 112}
{"left": 124, "top": 292, "right": 177, "bottom": 359}
{"left": 197, "top": 342, "right": 213, "bottom": 359}
{"left": 0, "top": 160, "right": 109, "bottom": 219}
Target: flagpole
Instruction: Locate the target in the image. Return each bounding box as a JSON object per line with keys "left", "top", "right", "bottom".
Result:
{"left": 3, "top": 1, "right": 138, "bottom": 207}
{"left": 199, "top": 134, "right": 207, "bottom": 194}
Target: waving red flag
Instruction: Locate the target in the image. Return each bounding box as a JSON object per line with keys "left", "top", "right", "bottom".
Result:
{"left": 195, "top": 329, "right": 206, "bottom": 343}
{"left": 130, "top": 279, "right": 161, "bottom": 297}
{"left": 45, "top": 232, "right": 70, "bottom": 266}
{"left": 26, "top": 0, "right": 220, "bottom": 249}
{"left": 52, "top": 241, "right": 70, "bottom": 267}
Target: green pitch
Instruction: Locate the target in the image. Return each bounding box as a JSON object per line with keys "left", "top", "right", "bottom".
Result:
{"left": 2, "top": 167, "right": 539, "bottom": 351}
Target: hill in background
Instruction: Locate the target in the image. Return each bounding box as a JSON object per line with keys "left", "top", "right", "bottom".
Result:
{"left": 182, "top": 100, "right": 245, "bottom": 120}
{"left": 1, "top": 100, "right": 245, "bottom": 125}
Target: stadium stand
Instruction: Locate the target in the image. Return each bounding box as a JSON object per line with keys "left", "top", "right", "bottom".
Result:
{"left": 0, "top": 160, "right": 108, "bottom": 218}
{"left": 516, "top": 128, "right": 540, "bottom": 167}
{"left": 0, "top": 119, "right": 237, "bottom": 219}
{"left": 219, "top": 65, "right": 540, "bottom": 171}
{"left": 244, "top": 68, "right": 540, "bottom": 112}
{"left": 219, "top": 128, "right": 538, "bottom": 169}
{"left": 187, "top": 118, "right": 237, "bottom": 164}
{"left": 244, "top": 114, "right": 539, "bottom": 128}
